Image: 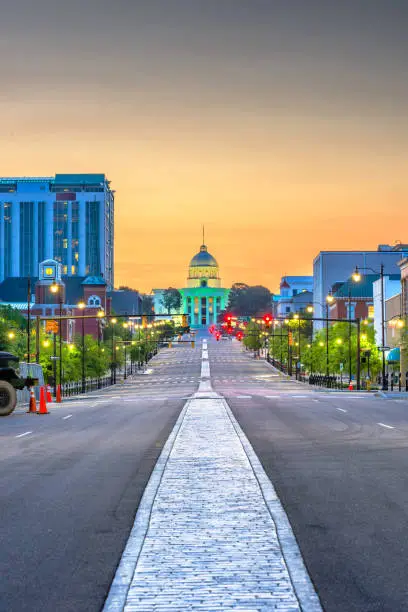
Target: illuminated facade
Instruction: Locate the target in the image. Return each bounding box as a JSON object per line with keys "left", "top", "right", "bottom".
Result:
{"left": 180, "top": 244, "right": 229, "bottom": 328}
{"left": 0, "top": 174, "right": 114, "bottom": 289}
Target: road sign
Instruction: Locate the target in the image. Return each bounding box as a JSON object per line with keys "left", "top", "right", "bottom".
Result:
{"left": 46, "top": 320, "right": 59, "bottom": 333}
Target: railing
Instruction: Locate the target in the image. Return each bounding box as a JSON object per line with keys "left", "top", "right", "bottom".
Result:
{"left": 61, "top": 375, "right": 112, "bottom": 397}
{"left": 387, "top": 371, "right": 408, "bottom": 392}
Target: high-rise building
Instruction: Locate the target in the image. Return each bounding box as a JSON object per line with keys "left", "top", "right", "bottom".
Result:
{"left": 0, "top": 174, "right": 114, "bottom": 288}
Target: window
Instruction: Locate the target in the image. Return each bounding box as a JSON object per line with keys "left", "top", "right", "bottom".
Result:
{"left": 88, "top": 295, "right": 101, "bottom": 307}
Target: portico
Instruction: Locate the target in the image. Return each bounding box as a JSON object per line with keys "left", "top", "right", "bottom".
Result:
{"left": 180, "top": 243, "right": 229, "bottom": 329}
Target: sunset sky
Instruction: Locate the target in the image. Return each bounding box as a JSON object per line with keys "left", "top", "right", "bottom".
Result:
{"left": 1, "top": 1, "right": 407, "bottom": 293}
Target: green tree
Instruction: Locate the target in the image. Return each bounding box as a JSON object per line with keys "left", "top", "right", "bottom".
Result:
{"left": 161, "top": 288, "right": 182, "bottom": 315}
{"left": 243, "top": 321, "right": 262, "bottom": 352}
{"left": 141, "top": 294, "right": 154, "bottom": 314}
{"left": 227, "top": 283, "right": 271, "bottom": 316}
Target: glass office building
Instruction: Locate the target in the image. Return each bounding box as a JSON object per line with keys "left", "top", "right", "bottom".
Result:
{"left": 0, "top": 174, "right": 114, "bottom": 288}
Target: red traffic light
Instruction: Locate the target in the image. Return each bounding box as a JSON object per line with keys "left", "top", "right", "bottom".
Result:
{"left": 263, "top": 313, "right": 273, "bottom": 328}
{"left": 236, "top": 332, "right": 243, "bottom": 341}
{"left": 215, "top": 332, "right": 221, "bottom": 341}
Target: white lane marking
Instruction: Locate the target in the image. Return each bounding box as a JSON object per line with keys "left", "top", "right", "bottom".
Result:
{"left": 377, "top": 422, "right": 395, "bottom": 429}
{"left": 336, "top": 407, "right": 347, "bottom": 413}
{"left": 236, "top": 395, "right": 252, "bottom": 399}
{"left": 63, "top": 414, "right": 73, "bottom": 420}
{"left": 15, "top": 431, "right": 32, "bottom": 438}
{"left": 265, "top": 395, "right": 280, "bottom": 399}
{"left": 292, "top": 395, "right": 309, "bottom": 398}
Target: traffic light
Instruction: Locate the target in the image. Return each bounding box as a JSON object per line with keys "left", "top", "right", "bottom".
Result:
{"left": 288, "top": 331, "right": 293, "bottom": 346}
{"left": 263, "top": 314, "right": 273, "bottom": 328}
{"left": 216, "top": 332, "right": 221, "bottom": 341}
{"left": 236, "top": 331, "right": 243, "bottom": 342}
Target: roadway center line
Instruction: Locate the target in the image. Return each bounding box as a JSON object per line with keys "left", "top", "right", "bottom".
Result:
{"left": 15, "top": 431, "right": 32, "bottom": 438}
{"left": 336, "top": 407, "right": 347, "bottom": 413}
{"left": 377, "top": 422, "right": 395, "bottom": 429}
{"left": 62, "top": 414, "right": 73, "bottom": 420}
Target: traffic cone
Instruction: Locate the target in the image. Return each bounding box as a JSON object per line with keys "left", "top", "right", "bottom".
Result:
{"left": 56, "top": 384, "right": 62, "bottom": 403}
{"left": 38, "top": 386, "right": 49, "bottom": 415}
{"left": 27, "top": 387, "right": 37, "bottom": 414}
{"left": 348, "top": 381, "right": 353, "bottom": 391}
{"left": 46, "top": 384, "right": 52, "bottom": 403}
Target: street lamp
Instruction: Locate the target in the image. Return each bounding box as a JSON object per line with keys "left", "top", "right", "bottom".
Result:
{"left": 7, "top": 331, "right": 15, "bottom": 340}
{"left": 123, "top": 322, "right": 129, "bottom": 379}
{"left": 111, "top": 317, "right": 117, "bottom": 384}
{"left": 50, "top": 282, "right": 63, "bottom": 398}
{"left": 77, "top": 301, "right": 86, "bottom": 393}
{"left": 352, "top": 264, "right": 386, "bottom": 390}
{"left": 325, "top": 293, "right": 334, "bottom": 376}
{"left": 312, "top": 298, "right": 333, "bottom": 377}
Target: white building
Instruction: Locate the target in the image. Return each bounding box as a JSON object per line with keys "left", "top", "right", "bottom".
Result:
{"left": 273, "top": 276, "right": 313, "bottom": 317}
{"left": 373, "top": 276, "right": 401, "bottom": 346}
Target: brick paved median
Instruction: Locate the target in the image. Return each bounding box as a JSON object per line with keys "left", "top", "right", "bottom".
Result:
{"left": 105, "top": 393, "right": 321, "bottom": 611}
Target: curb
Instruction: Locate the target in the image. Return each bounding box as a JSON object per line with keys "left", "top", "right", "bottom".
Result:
{"left": 103, "top": 399, "right": 191, "bottom": 611}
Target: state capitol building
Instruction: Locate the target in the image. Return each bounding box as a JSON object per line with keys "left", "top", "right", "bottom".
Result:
{"left": 153, "top": 242, "right": 229, "bottom": 329}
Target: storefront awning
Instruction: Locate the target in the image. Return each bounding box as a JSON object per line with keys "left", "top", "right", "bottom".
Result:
{"left": 386, "top": 347, "right": 400, "bottom": 363}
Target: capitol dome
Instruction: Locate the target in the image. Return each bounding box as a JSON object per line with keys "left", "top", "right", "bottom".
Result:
{"left": 187, "top": 244, "right": 220, "bottom": 287}
{"left": 189, "top": 244, "right": 218, "bottom": 268}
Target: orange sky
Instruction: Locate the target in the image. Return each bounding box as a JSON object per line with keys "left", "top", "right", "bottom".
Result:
{"left": 1, "top": 2, "right": 408, "bottom": 293}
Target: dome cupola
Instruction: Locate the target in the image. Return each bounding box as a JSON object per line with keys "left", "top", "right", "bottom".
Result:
{"left": 187, "top": 243, "right": 220, "bottom": 288}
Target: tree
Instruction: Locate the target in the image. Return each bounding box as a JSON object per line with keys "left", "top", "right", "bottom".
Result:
{"left": 161, "top": 288, "right": 182, "bottom": 315}
{"left": 117, "top": 285, "right": 138, "bottom": 292}
{"left": 141, "top": 294, "right": 154, "bottom": 314}
{"left": 227, "top": 283, "right": 271, "bottom": 316}
{"left": 243, "top": 321, "right": 262, "bottom": 352}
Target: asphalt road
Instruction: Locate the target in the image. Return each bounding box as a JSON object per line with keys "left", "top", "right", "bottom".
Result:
{"left": 0, "top": 345, "right": 201, "bottom": 612}
{"left": 210, "top": 338, "right": 408, "bottom": 612}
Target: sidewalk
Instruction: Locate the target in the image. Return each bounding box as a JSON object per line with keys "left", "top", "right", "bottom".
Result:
{"left": 104, "top": 391, "right": 321, "bottom": 611}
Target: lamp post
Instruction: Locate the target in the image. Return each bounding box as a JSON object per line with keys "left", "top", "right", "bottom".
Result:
{"left": 27, "top": 276, "right": 31, "bottom": 363}
{"left": 123, "top": 322, "right": 129, "bottom": 379}
{"left": 97, "top": 309, "right": 104, "bottom": 389}
{"left": 309, "top": 297, "right": 333, "bottom": 377}
{"left": 352, "top": 264, "right": 386, "bottom": 390}
{"left": 111, "top": 318, "right": 117, "bottom": 384}
{"left": 77, "top": 302, "right": 86, "bottom": 393}
{"left": 50, "top": 281, "right": 64, "bottom": 392}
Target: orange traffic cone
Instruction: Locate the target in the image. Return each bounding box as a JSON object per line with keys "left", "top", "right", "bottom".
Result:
{"left": 46, "top": 384, "right": 52, "bottom": 403}
{"left": 38, "top": 386, "right": 49, "bottom": 414}
{"left": 27, "top": 387, "right": 37, "bottom": 413}
{"left": 56, "top": 384, "right": 62, "bottom": 403}
{"left": 348, "top": 381, "right": 353, "bottom": 391}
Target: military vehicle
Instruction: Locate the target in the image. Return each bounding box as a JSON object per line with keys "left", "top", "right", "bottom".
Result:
{"left": 0, "top": 352, "right": 37, "bottom": 416}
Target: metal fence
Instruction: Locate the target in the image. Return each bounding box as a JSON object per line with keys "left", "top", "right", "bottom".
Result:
{"left": 17, "top": 362, "right": 45, "bottom": 403}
